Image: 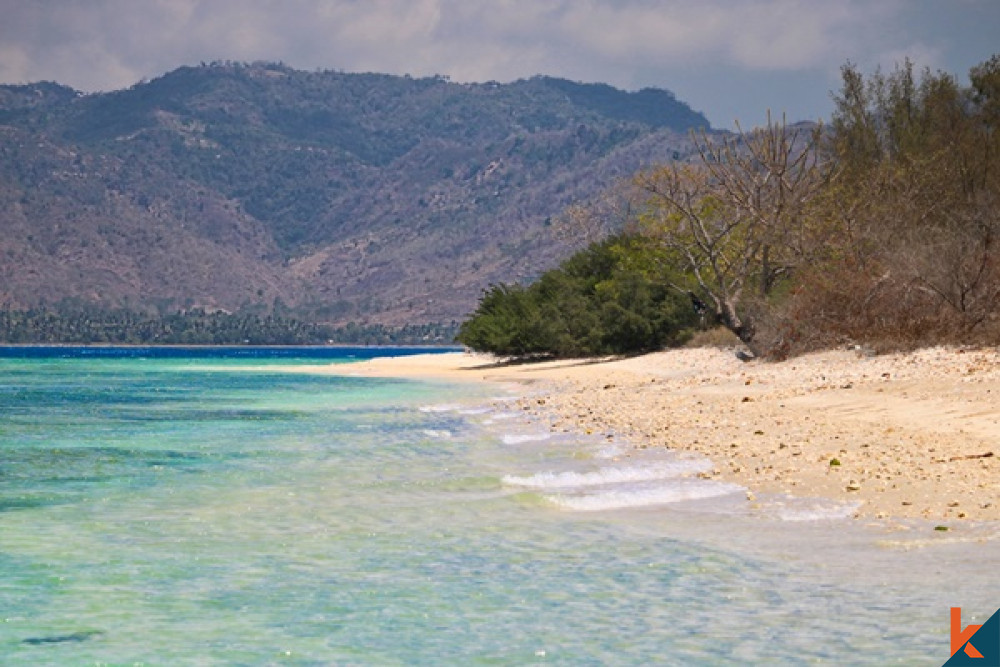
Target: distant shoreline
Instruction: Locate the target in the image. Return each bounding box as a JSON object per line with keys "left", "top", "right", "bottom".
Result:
{"left": 0, "top": 343, "right": 462, "bottom": 349}
{"left": 0, "top": 344, "right": 462, "bottom": 360}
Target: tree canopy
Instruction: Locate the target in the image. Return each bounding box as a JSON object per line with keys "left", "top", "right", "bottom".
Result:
{"left": 630, "top": 56, "right": 1000, "bottom": 357}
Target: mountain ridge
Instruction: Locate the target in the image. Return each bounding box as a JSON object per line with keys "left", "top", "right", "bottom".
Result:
{"left": 0, "top": 62, "right": 711, "bottom": 324}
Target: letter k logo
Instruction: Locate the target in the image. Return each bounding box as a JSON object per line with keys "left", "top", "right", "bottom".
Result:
{"left": 953, "top": 607, "right": 985, "bottom": 659}
{"left": 945, "top": 607, "right": 1000, "bottom": 666}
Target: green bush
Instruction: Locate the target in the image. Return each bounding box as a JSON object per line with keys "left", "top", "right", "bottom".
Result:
{"left": 457, "top": 235, "right": 696, "bottom": 358}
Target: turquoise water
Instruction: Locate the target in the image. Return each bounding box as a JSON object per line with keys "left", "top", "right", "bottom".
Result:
{"left": 1, "top": 350, "right": 997, "bottom": 664}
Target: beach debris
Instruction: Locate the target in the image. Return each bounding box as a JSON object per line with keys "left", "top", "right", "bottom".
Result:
{"left": 947, "top": 451, "right": 994, "bottom": 462}
{"left": 829, "top": 458, "right": 841, "bottom": 467}
{"left": 934, "top": 525, "right": 950, "bottom": 531}
{"left": 846, "top": 481, "right": 861, "bottom": 491}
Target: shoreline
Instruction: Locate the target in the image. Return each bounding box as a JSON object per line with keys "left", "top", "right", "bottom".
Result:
{"left": 0, "top": 343, "right": 462, "bottom": 350}
{"left": 305, "top": 346, "right": 1000, "bottom": 524}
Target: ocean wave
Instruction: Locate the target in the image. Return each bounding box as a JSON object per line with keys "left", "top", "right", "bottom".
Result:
{"left": 421, "top": 429, "right": 452, "bottom": 439}
{"left": 771, "top": 500, "right": 861, "bottom": 522}
{"left": 502, "top": 460, "right": 712, "bottom": 489}
{"left": 545, "top": 478, "right": 746, "bottom": 512}
{"left": 482, "top": 411, "right": 518, "bottom": 424}
{"left": 419, "top": 403, "right": 461, "bottom": 413}
{"left": 500, "top": 433, "right": 552, "bottom": 445}
{"left": 545, "top": 479, "right": 745, "bottom": 511}
{"left": 459, "top": 407, "right": 492, "bottom": 415}
{"left": 594, "top": 444, "right": 626, "bottom": 459}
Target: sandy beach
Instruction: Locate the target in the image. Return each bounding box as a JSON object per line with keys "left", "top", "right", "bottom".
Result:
{"left": 309, "top": 345, "right": 1000, "bottom": 523}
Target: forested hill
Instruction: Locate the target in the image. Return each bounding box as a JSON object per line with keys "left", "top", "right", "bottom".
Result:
{"left": 0, "top": 62, "right": 709, "bottom": 325}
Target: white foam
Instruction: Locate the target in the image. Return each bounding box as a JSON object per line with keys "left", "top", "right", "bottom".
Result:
{"left": 594, "top": 444, "right": 626, "bottom": 459}
{"left": 501, "top": 433, "right": 552, "bottom": 445}
{"left": 482, "top": 411, "right": 518, "bottom": 424}
{"left": 421, "top": 429, "right": 452, "bottom": 439}
{"left": 459, "top": 407, "right": 492, "bottom": 415}
{"left": 772, "top": 500, "right": 861, "bottom": 522}
{"left": 546, "top": 480, "right": 745, "bottom": 512}
{"left": 419, "top": 404, "right": 461, "bottom": 413}
{"left": 502, "top": 460, "right": 712, "bottom": 489}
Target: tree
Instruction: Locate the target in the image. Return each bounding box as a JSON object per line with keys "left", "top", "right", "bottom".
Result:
{"left": 772, "top": 56, "right": 1000, "bottom": 352}
{"left": 633, "top": 113, "right": 831, "bottom": 355}
{"left": 832, "top": 60, "right": 999, "bottom": 335}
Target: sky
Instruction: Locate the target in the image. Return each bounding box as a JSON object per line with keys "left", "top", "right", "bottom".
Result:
{"left": 1, "top": 0, "right": 998, "bottom": 129}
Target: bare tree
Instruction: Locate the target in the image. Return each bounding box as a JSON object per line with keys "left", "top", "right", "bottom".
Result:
{"left": 553, "top": 183, "right": 641, "bottom": 249}
{"left": 634, "top": 113, "right": 832, "bottom": 356}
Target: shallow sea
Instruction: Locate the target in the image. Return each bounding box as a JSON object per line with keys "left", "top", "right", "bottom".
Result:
{"left": 0, "top": 347, "right": 997, "bottom": 665}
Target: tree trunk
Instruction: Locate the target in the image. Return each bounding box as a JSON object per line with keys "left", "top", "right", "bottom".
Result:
{"left": 718, "top": 300, "right": 760, "bottom": 358}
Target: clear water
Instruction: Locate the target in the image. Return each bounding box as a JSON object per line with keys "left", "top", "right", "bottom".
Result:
{"left": 0, "top": 349, "right": 996, "bottom": 665}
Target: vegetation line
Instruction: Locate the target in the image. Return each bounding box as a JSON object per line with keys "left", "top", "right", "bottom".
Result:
{"left": 0, "top": 306, "right": 458, "bottom": 346}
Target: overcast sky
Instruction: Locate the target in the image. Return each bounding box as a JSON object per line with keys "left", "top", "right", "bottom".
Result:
{"left": 1, "top": 0, "right": 998, "bottom": 129}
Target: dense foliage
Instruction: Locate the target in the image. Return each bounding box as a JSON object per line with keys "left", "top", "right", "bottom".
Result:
{"left": 777, "top": 56, "right": 1000, "bottom": 353}
{"left": 0, "top": 306, "right": 458, "bottom": 346}
{"left": 457, "top": 235, "right": 697, "bottom": 357}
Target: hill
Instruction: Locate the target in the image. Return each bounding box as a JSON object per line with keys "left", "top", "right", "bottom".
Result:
{"left": 0, "top": 62, "right": 710, "bottom": 325}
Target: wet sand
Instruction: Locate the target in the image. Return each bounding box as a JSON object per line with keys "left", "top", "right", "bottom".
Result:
{"left": 308, "top": 346, "right": 1000, "bottom": 523}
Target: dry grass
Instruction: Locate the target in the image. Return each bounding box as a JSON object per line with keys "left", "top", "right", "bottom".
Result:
{"left": 685, "top": 326, "right": 742, "bottom": 349}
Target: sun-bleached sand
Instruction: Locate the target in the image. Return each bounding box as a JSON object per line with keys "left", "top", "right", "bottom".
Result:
{"left": 308, "top": 346, "right": 1000, "bottom": 523}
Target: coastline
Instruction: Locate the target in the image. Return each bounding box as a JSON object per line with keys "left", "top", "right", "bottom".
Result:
{"left": 305, "top": 346, "right": 1000, "bottom": 524}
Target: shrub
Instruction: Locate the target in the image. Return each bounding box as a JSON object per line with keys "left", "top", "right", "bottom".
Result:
{"left": 457, "top": 235, "right": 696, "bottom": 358}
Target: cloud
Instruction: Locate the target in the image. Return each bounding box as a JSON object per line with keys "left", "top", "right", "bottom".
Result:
{"left": 0, "top": 0, "right": 887, "bottom": 87}
{"left": 0, "top": 0, "right": 996, "bottom": 126}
